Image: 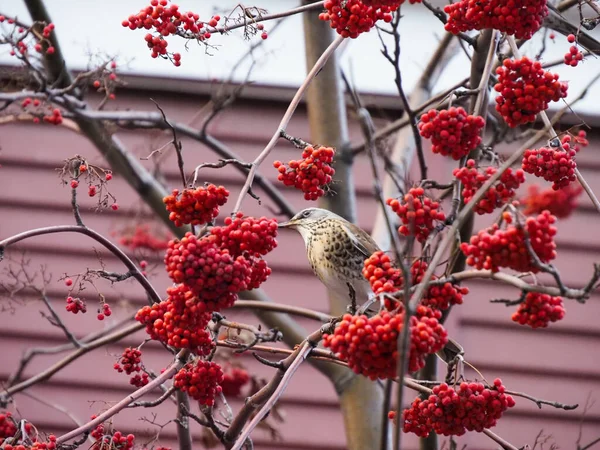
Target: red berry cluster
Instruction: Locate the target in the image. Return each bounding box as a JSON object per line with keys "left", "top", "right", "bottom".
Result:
{"left": 522, "top": 146, "right": 577, "bottom": 190}
{"left": 165, "top": 233, "right": 253, "bottom": 300}
{"left": 5, "top": 436, "right": 58, "bottom": 450}
{"left": 220, "top": 366, "right": 251, "bottom": 397}
{"left": 118, "top": 225, "right": 171, "bottom": 252}
{"left": 412, "top": 261, "right": 469, "bottom": 311}
{"left": 96, "top": 303, "right": 112, "bottom": 321}
{"left": 495, "top": 57, "right": 568, "bottom": 127}
{"left": 323, "top": 309, "right": 447, "bottom": 379}
{"left": 453, "top": 159, "right": 525, "bottom": 215}
{"left": 566, "top": 130, "right": 589, "bottom": 152}
{"left": 174, "top": 361, "right": 224, "bottom": 405}
{"left": 512, "top": 292, "right": 565, "bottom": 328}
{"left": 123, "top": 0, "right": 221, "bottom": 65}
{"left": 522, "top": 184, "right": 582, "bottom": 218}
{"left": 65, "top": 296, "right": 86, "bottom": 314}
{"left": 418, "top": 107, "right": 485, "bottom": 160}
{"left": 211, "top": 213, "right": 279, "bottom": 257}
{"left": 0, "top": 412, "right": 17, "bottom": 445}
{"left": 564, "top": 34, "right": 584, "bottom": 67}
{"left": 273, "top": 146, "right": 335, "bottom": 201}
{"left": 20, "top": 98, "right": 63, "bottom": 125}
{"left": 90, "top": 421, "right": 134, "bottom": 450}
{"left": 444, "top": 0, "right": 547, "bottom": 40}
{"left": 461, "top": 210, "right": 557, "bottom": 273}
{"left": 362, "top": 253, "right": 468, "bottom": 311}
{"left": 136, "top": 285, "right": 214, "bottom": 355}
{"left": 114, "top": 347, "right": 149, "bottom": 387}
{"left": 387, "top": 187, "right": 446, "bottom": 243}
{"left": 362, "top": 251, "right": 403, "bottom": 295}
{"left": 318, "top": 0, "right": 404, "bottom": 38}
{"left": 403, "top": 379, "right": 516, "bottom": 437}
{"left": 163, "top": 184, "right": 229, "bottom": 227}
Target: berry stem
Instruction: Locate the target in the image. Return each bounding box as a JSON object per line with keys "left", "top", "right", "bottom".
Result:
{"left": 0, "top": 225, "right": 162, "bottom": 304}
{"left": 472, "top": 30, "right": 499, "bottom": 118}
{"left": 410, "top": 124, "right": 557, "bottom": 317}
{"left": 56, "top": 349, "right": 189, "bottom": 445}
{"left": 231, "top": 34, "right": 345, "bottom": 214}
{"left": 506, "top": 35, "right": 600, "bottom": 214}
{"left": 208, "top": 1, "right": 326, "bottom": 35}
{"left": 229, "top": 341, "right": 313, "bottom": 450}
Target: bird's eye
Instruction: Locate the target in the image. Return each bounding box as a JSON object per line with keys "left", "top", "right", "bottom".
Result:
{"left": 301, "top": 210, "right": 311, "bottom": 218}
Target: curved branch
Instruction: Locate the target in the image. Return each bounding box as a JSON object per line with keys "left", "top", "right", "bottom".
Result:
{"left": 0, "top": 225, "right": 162, "bottom": 304}
{"left": 231, "top": 34, "right": 345, "bottom": 214}
{"left": 232, "top": 300, "right": 331, "bottom": 321}
{"left": 56, "top": 349, "right": 189, "bottom": 445}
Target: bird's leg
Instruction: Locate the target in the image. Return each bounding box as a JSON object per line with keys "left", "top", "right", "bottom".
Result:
{"left": 346, "top": 283, "right": 357, "bottom": 315}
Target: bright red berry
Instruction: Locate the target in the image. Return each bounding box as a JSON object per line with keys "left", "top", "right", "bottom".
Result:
{"left": 418, "top": 107, "right": 485, "bottom": 160}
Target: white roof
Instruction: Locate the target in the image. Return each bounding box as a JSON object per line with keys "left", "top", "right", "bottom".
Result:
{"left": 2, "top": 0, "right": 600, "bottom": 116}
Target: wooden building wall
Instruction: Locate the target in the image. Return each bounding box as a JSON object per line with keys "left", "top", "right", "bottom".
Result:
{"left": 1, "top": 87, "right": 599, "bottom": 449}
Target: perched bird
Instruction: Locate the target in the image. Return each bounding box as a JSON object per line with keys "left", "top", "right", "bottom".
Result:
{"left": 278, "top": 207, "right": 380, "bottom": 310}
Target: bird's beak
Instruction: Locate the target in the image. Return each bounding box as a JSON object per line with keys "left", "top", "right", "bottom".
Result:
{"left": 277, "top": 219, "right": 295, "bottom": 229}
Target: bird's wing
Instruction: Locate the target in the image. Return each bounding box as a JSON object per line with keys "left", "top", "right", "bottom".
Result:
{"left": 340, "top": 221, "right": 381, "bottom": 259}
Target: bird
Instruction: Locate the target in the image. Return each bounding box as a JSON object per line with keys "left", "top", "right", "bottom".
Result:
{"left": 278, "top": 207, "right": 380, "bottom": 312}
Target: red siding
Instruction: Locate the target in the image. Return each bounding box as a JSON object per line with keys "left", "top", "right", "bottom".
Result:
{"left": 1, "top": 88, "right": 599, "bottom": 449}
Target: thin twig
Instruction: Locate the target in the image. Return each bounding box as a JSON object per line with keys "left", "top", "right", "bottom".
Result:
{"left": 230, "top": 35, "right": 345, "bottom": 214}
{"left": 56, "top": 349, "right": 189, "bottom": 445}
{"left": 0, "top": 225, "right": 162, "bottom": 304}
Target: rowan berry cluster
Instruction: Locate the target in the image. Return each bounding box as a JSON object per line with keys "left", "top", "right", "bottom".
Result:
{"left": 323, "top": 309, "right": 447, "bottom": 379}
{"left": 0, "top": 412, "right": 17, "bottom": 445}
{"left": 136, "top": 285, "right": 214, "bottom": 355}
{"left": 5, "top": 435, "right": 58, "bottom": 450}
{"left": 90, "top": 421, "right": 135, "bottom": 450}
{"left": 362, "top": 251, "right": 403, "bottom": 295}
{"left": 174, "top": 361, "right": 224, "bottom": 405}
{"left": 96, "top": 303, "right": 112, "bottom": 321}
{"left": 20, "top": 98, "right": 63, "bottom": 125}
{"left": 319, "top": 0, "right": 410, "bottom": 38}
{"left": 220, "top": 366, "right": 251, "bottom": 397}
{"left": 418, "top": 107, "right": 485, "bottom": 160}
{"left": 165, "top": 233, "right": 252, "bottom": 300}
{"left": 210, "top": 213, "right": 279, "bottom": 257}
{"left": 123, "top": 0, "right": 221, "bottom": 65}
{"left": 163, "top": 184, "right": 229, "bottom": 227}
{"left": 403, "top": 379, "right": 516, "bottom": 437}
{"left": 412, "top": 261, "right": 469, "bottom": 311}
{"left": 65, "top": 296, "right": 86, "bottom": 314}
{"left": 522, "top": 184, "right": 582, "bottom": 218}
{"left": 113, "top": 347, "right": 149, "bottom": 387}
{"left": 444, "top": 0, "right": 547, "bottom": 40}
{"left": 117, "top": 225, "right": 171, "bottom": 252}
{"left": 386, "top": 187, "right": 446, "bottom": 243}
{"left": 362, "top": 253, "right": 468, "bottom": 312}
{"left": 494, "top": 57, "right": 568, "bottom": 127}
{"left": 453, "top": 159, "right": 525, "bottom": 215}
{"left": 567, "top": 130, "right": 589, "bottom": 152}
{"left": 564, "top": 34, "right": 584, "bottom": 67}
{"left": 522, "top": 146, "right": 577, "bottom": 190}
{"left": 461, "top": 210, "right": 557, "bottom": 273}
{"left": 273, "top": 146, "right": 335, "bottom": 200}
{"left": 512, "top": 292, "right": 565, "bottom": 328}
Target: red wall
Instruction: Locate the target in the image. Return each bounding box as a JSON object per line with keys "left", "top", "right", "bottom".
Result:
{"left": 1, "top": 88, "right": 599, "bottom": 449}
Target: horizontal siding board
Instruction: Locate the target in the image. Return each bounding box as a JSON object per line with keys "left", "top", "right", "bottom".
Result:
{"left": 3, "top": 91, "right": 600, "bottom": 449}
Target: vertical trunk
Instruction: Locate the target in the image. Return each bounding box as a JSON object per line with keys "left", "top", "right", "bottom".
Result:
{"left": 302, "top": 5, "right": 387, "bottom": 450}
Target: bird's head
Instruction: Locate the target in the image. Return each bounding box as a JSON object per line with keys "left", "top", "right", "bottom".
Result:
{"left": 278, "top": 208, "right": 339, "bottom": 230}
